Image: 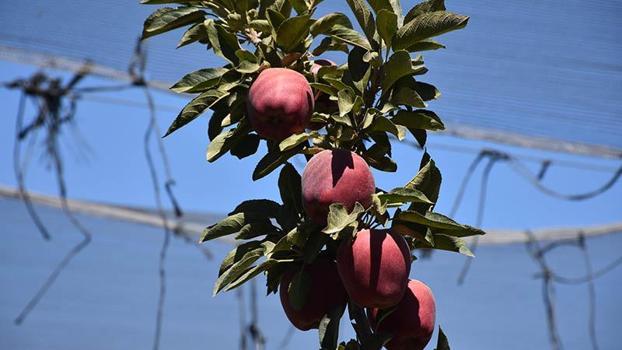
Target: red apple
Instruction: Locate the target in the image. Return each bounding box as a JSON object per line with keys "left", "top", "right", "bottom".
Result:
{"left": 301, "top": 149, "right": 375, "bottom": 225}
{"left": 279, "top": 258, "right": 348, "bottom": 330}
{"left": 337, "top": 229, "right": 411, "bottom": 309}
{"left": 247, "top": 68, "right": 313, "bottom": 141}
{"left": 369, "top": 279, "right": 436, "bottom": 350}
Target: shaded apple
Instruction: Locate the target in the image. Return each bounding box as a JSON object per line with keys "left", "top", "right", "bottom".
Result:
{"left": 279, "top": 258, "right": 348, "bottom": 331}
{"left": 301, "top": 149, "right": 375, "bottom": 225}
{"left": 369, "top": 279, "right": 436, "bottom": 350}
{"left": 247, "top": 68, "right": 314, "bottom": 141}
{"left": 337, "top": 229, "right": 411, "bottom": 309}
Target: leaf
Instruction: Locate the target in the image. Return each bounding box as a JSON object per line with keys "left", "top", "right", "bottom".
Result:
{"left": 141, "top": 7, "right": 205, "bottom": 40}
{"left": 313, "top": 37, "right": 350, "bottom": 56}
{"left": 323, "top": 203, "right": 365, "bottom": 235}
{"left": 392, "top": 109, "right": 444, "bottom": 131}
{"left": 338, "top": 89, "right": 355, "bottom": 118}
{"left": 406, "top": 40, "right": 446, "bottom": 52}
{"left": 224, "top": 259, "right": 277, "bottom": 292}
{"left": 378, "top": 187, "right": 432, "bottom": 206}
{"left": 219, "top": 241, "right": 263, "bottom": 275}
{"left": 289, "top": 0, "right": 309, "bottom": 14}
{"left": 177, "top": 21, "right": 208, "bottom": 48}
{"left": 329, "top": 24, "right": 372, "bottom": 51}
{"left": 311, "top": 12, "right": 353, "bottom": 36}
{"left": 230, "top": 199, "right": 282, "bottom": 219}
{"left": 381, "top": 50, "right": 418, "bottom": 92}
{"left": 164, "top": 90, "right": 227, "bottom": 136}
{"left": 276, "top": 15, "right": 311, "bottom": 52}
{"left": 170, "top": 67, "right": 228, "bottom": 93}
{"left": 376, "top": 9, "right": 397, "bottom": 46}
{"left": 390, "top": 77, "right": 426, "bottom": 107}
{"left": 345, "top": 0, "right": 376, "bottom": 44}
{"left": 253, "top": 147, "right": 300, "bottom": 181}
{"left": 367, "top": 116, "right": 405, "bottom": 140}
{"left": 404, "top": 0, "right": 445, "bottom": 24}
{"left": 395, "top": 210, "right": 486, "bottom": 237}
{"left": 279, "top": 131, "right": 317, "bottom": 152}
{"left": 206, "top": 20, "right": 241, "bottom": 64}
{"left": 347, "top": 47, "right": 372, "bottom": 94}
{"left": 206, "top": 122, "right": 250, "bottom": 162}
{"left": 414, "top": 82, "right": 441, "bottom": 101}
{"left": 288, "top": 269, "right": 312, "bottom": 310}
{"left": 230, "top": 133, "right": 261, "bottom": 159}
{"left": 393, "top": 12, "right": 469, "bottom": 51}
{"left": 319, "top": 304, "right": 346, "bottom": 350}
{"left": 278, "top": 164, "right": 303, "bottom": 230}
{"left": 269, "top": 227, "right": 308, "bottom": 256}
{"left": 200, "top": 213, "right": 246, "bottom": 242}
{"left": 417, "top": 234, "right": 474, "bottom": 257}
{"left": 435, "top": 326, "right": 451, "bottom": 350}
{"left": 213, "top": 243, "right": 271, "bottom": 295}
{"left": 235, "top": 49, "right": 260, "bottom": 74}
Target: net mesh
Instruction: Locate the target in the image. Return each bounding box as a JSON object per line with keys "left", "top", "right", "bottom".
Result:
{"left": 0, "top": 0, "right": 621, "bottom": 152}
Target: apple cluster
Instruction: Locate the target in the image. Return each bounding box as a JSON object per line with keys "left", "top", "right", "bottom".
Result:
{"left": 248, "top": 65, "right": 436, "bottom": 350}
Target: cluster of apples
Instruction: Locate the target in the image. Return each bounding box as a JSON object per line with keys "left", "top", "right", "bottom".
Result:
{"left": 247, "top": 66, "right": 436, "bottom": 350}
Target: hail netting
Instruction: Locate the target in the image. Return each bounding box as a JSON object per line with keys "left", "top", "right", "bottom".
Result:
{"left": 0, "top": 0, "right": 621, "bottom": 153}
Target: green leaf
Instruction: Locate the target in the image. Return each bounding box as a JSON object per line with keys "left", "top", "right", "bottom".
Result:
{"left": 345, "top": 0, "right": 377, "bottom": 44}
{"left": 279, "top": 131, "right": 317, "bottom": 152}
{"left": 312, "top": 37, "right": 350, "bottom": 56}
{"left": 269, "top": 227, "right": 308, "bottom": 256}
{"left": 392, "top": 109, "right": 445, "bottom": 131}
{"left": 319, "top": 304, "right": 346, "bottom": 350}
{"left": 323, "top": 203, "right": 365, "bottom": 235}
{"left": 435, "top": 326, "right": 451, "bottom": 350}
{"left": 378, "top": 187, "right": 432, "bottom": 206}
{"left": 278, "top": 163, "right": 303, "bottom": 229}
{"left": 376, "top": 9, "right": 397, "bottom": 47}
{"left": 414, "top": 81, "right": 441, "bottom": 101}
{"left": 404, "top": 0, "right": 445, "bottom": 24}
{"left": 224, "top": 259, "right": 277, "bottom": 292}
{"left": 219, "top": 241, "right": 263, "bottom": 275}
{"left": 289, "top": 0, "right": 309, "bottom": 14}
{"left": 418, "top": 234, "right": 474, "bottom": 257}
{"left": 164, "top": 90, "right": 227, "bottom": 137}
{"left": 253, "top": 147, "right": 300, "bottom": 181}
{"left": 406, "top": 40, "right": 446, "bottom": 52}
{"left": 170, "top": 68, "right": 228, "bottom": 93}
{"left": 206, "top": 20, "right": 242, "bottom": 64}
{"left": 177, "top": 21, "right": 208, "bottom": 48}
{"left": 276, "top": 15, "right": 311, "bottom": 52}
{"left": 230, "top": 133, "right": 261, "bottom": 159}
{"left": 206, "top": 122, "right": 250, "bottom": 162}
{"left": 200, "top": 212, "right": 247, "bottom": 242}
{"left": 235, "top": 49, "right": 260, "bottom": 74}
{"left": 213, "top": 242, "right": 272, "bottom": 294}
{"left": 347, "top": 47, "right": 372, "bottom": 94}
{"left": 367, "top": 116, "right": 405, "bottom": 140}
{"left": 288, "top": 269, "right": 312, "bottom": 310}
{"left": 393, "top": 12, "right": 469, "bottom": 51}
{"left": 230, "top": 199, "right": 282, "bottom": 219}
{"left": 338, "top": 89, "right": 355, "bottom": 118}
{"left": 395, "top": 210, "right": 486, "bottom": 237}
{"left": 381, "top": 50, "right": 418, "bottom": 92}
{"left": 311, "top": 12, "right": 353, "bottom": 36}
{"left": 267, "top": 8, "right": 286, "bottom": 30}
{"left": 329, "top": 24, "right": 372, "bottom": 51}
{"left": 141, "top": 7, "right": 205, "bottom": 40}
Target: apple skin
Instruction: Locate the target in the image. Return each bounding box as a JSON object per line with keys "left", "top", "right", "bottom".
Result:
{"left": 279, "top": 258, "right": 348, "bottom": 331}
{"left": 301, "top": 149, "right": 375, "bottom": 225}
{"left": 369, "top": 279, "right": 436, "bottom": 350}
{"left": 247, "top": 68, "right": 314, "bottom": 141}
{"left": 336, "top": 229, "right": 411, "bottom": 309}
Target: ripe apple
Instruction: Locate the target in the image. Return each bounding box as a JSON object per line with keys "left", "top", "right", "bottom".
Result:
{"left": 301, "top": 149, "right": 376, "bottom": 225}
{"left": 369, "top": 279, "right": 436, "bottom": 350}
{"left": 336, "top": 229, "right": 411, "bottom": 309}
{"left": 279, "top": 258, "right": 348, "bottom": 330}
{"left": 247, "top": 68, "right": 314, "bottom": 141}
